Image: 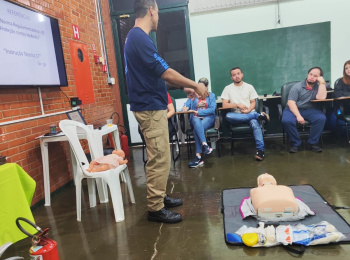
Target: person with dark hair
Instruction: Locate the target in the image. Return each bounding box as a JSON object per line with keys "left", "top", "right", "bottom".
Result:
{"left": 334, "top": 60, "right": 350, "bottom": 119}
{"left": 124, "top": 0, "right": 208, "bottom": 223}
{"left": 282, "top": 67, "right": 327, "bottom": 153}
{"left": 183, "top": 78, "right": 217, "bottom": 167}
{"left": 334, "top": 60, "right": 350, "bottom": 98}
{"left": 221, "top": 67, "right": 270, "bottom": 161}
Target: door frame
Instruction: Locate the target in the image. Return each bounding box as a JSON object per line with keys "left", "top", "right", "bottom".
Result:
{"left": 110, "top": 3, "right": 194, "bottom": 145}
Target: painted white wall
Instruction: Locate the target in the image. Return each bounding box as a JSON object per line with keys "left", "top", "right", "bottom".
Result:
{"left": 189, "top": 0, "right": 350, "bottom": 91}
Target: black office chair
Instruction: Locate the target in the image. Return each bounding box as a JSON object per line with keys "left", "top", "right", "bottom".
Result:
{"left": 218, "top": 98, "right": 268, "bottom": 156}
{"left": 277, "top": 81, "right": 325, "bottom": 147}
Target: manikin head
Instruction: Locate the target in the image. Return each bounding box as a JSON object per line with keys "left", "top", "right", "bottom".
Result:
{"left": 257, "top": 173, "right": 277, "bottom": 187}
{"left": 112, "top": 149, "right": 126, "bottom": 159}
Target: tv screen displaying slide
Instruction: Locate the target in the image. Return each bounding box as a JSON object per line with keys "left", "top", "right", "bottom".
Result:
{"left": 0, "top": 0, "right": 68, "bottom": 87}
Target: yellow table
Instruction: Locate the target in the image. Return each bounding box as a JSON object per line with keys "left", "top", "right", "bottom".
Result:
{"left": 0, "top": 163, "right": 37, "bottom": 245}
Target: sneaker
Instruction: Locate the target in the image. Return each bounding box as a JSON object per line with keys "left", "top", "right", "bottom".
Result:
{"left": 202, "top": 144, "right": 213, "bottom": 155}
{"left": 258, "top": 112, "right": 270, "bottom": 123}
{"left": 255, "top": 150, "right": 265, "bottom": 161}
{"left": 289, "top": 146, "right": 299, "bottom": 153}
{"left": 188, "top": 156, "right": 204, "bottom": 168}
{"left": 306, "top": 144, "right": 322, "bottom": 153}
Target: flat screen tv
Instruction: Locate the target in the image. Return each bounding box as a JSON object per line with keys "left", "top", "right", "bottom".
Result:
{"left": 0, "top": 0, "right": 68, "bottom": 87}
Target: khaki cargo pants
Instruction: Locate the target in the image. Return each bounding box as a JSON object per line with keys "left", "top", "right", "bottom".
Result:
{"left": 133, "top": 110, "right": 170, "bottom": 212}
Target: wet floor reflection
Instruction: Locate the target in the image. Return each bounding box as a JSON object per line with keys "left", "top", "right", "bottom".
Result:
{"left": 3, "top": 137, "right": 350, "bottom": 259}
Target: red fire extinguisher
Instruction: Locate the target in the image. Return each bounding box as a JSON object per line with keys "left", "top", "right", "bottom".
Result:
{"left": 108, "top": 112, "right": 129, "bottom": 156}
{"left": 16, "top": 217, "right": 59, "bottom": 260}
{"left": 107, "top": 125, "right": 129, "bottom": 156}
{"left": 118, "top": 125, "right": 129, "bottom": 156}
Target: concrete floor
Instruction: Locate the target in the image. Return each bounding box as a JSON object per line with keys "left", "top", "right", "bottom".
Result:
{"left": 4, "top": 136, "right": 350, "bottom": 259}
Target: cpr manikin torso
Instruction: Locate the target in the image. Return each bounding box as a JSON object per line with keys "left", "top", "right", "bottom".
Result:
{"left": 250, "top": 173, "right": 299, "bottom": 218}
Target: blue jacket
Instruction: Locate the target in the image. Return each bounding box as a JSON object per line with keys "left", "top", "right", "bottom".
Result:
{"left": 184, "top": 92, "right": 217, "bottom": 120}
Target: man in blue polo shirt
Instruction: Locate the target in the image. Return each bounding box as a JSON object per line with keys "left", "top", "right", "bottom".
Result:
{"left": 282, "top": 67, "right": 327, "bottom": 153}
{"left": 124, "top": 0, "right": 207, "bottom": 223}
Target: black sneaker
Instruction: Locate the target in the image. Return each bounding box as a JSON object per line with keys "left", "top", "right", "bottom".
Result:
{"left": 306, "top": 144, "right": 322, "bottom": 153}
{"left": 289, "top": 146, "right": 299, "bottom": 153}
{"left": 202, "top": 144, "right": 212, "bottom": 155}
{"left": 255, "top": 150, "right": 265, "bottom": 161}
{"left": 258, "top": 112, "right": 270, "bottom": 123}
{"left": 188, "top": 156, "right": 204, "bottom": 168}
{"left": 148, "top": 207, "right": 182, "bottom": 223}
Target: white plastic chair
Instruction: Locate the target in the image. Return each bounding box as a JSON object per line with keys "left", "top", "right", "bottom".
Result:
{"left": 59, "top": 120, "right": 135, "bottom": 222}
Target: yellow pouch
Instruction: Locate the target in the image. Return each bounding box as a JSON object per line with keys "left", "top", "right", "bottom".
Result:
{"left": 242, "top": 233, "right": 259, "bottom": 247}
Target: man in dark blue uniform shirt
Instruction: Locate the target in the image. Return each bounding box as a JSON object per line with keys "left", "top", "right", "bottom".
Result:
{"left": 125, "top": 0, "right": 207, "bottom": 223}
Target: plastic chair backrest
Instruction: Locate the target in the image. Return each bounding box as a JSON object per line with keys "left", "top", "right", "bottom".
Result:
{"left": 170, "top": 96, "right": 177, "bottom": 124}
{"left": 281, "top": 81, "right": 299, "bottom": 109}
{"left": 254, "top": 98, "right": 260, "bottom": 112}
{"left": 171, "top": 96, "right": 176, "bottom": 112}
{"left": 59, "top": 120, "right": 96, "bottom": 174}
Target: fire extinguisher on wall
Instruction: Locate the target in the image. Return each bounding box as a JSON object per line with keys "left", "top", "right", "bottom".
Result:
{"left": 16, "top": 217, "right": 59, "bottom": 260}
{"left": 118, "top": 125, "right": 129, "bottom": 156}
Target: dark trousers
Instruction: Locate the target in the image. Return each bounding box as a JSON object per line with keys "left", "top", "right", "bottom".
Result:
{"left": 282, "top": 107, "right": 326, "bottom": 147}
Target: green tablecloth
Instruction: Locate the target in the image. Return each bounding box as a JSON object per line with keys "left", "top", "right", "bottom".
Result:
{"left": 0, "top": 163, "right": 37, "bottom": 245}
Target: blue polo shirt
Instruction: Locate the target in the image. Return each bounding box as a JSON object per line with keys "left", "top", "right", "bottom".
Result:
{"left": 288, "top": 80, "right": 319, "bottom": 109}
{"left": 124, "top": 27, "right": 169, "bottom": 111}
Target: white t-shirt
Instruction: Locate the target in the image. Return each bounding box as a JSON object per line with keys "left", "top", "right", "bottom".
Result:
{"left": 221, "top": 82, "right": 258, "bottom": 113}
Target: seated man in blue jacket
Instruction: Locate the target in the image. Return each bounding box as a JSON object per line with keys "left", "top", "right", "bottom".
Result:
{"left": 183, "top": 78, "right": 217, "bottom": 167}
{"left": 282, "top": 66, "right": 327, "bottom": 153}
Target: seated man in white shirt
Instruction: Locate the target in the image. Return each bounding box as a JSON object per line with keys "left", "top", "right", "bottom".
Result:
{"left": 221, "top": 67, "right": 269, "bottom": 160}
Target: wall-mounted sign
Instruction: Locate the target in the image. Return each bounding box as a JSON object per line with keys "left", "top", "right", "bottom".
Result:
{"left": 72, "top": 25, "right": 80, "bottom": 40}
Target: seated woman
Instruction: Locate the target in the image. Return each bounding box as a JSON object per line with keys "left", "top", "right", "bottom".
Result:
{"left": 334, "top": 60, "right": 350, "bottom": 98}
{"left": 183, "top": 77, "right": 217, "bottom": 168}
{"left": 334, "top": 60, "right": 350, "bottom": 112}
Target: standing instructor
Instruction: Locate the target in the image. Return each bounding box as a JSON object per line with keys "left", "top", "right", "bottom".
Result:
{"left": 124, "top": 0, "right": 208, "bottom": 223}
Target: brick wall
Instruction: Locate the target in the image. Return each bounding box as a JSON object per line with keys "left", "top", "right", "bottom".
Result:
{"left": 0, "top": 0, "right": 124, "bottom": 205}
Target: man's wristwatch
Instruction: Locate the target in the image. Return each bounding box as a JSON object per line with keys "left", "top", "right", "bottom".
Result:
{"left": 319, "top": 81, "right": 326, "bottom": 84}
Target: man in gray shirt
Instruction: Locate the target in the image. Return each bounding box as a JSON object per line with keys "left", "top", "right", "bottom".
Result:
{"left": 282, "top": 67, "right": 327, "bottom": 153}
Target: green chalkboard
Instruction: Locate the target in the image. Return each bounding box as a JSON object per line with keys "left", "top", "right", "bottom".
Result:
{"left": 208, "top": 22, "right": 331, "bottom": 96}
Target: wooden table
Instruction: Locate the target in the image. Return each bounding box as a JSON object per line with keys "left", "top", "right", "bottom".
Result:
{"left": 258, "top": 95, "right": 281, "bottom": 113}
{"left": 310, "top": 98, "right": 334, "bottom": 102}
{"left": 258, "top": 94, "right": 281, "bottom": 100}
{"left": 175, "top": 111, "right": 196, "bottom": 114}
{"left": 334, "top": 96, "right": 350, "bottom": 100}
